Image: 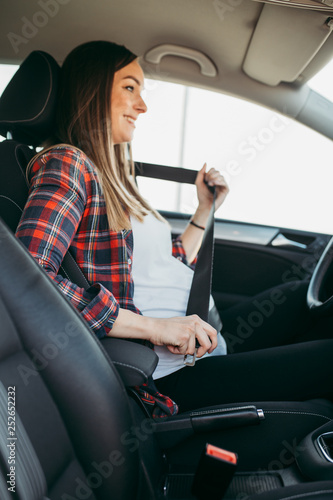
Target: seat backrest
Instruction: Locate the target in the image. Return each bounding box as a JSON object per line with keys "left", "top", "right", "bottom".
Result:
{"left": 0, "top": 141, "right": 34, "bottom": 232}
{"left": 0, "top": 50, "right": 60, "bottom": 233}
{"left": 0, "top": 216, "right": 144, "bottom": 499}
{"left": 0, "top": 51, "right": 92, "bottom": 289}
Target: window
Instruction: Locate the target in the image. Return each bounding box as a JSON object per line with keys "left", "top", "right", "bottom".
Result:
{"left": 0, "top": 64, "right": 19, "bottom": 95}
{"left": 308, "top": 58, "right": 333, "bottom": 102}
{"left": 1, "top": 63, "right": 332, "bottom": 235}
{"left": 0, "top": 64, "right": 19, "bottom": 142}
{"left": 133, "top": 79, "right": 333, "bottom": 235}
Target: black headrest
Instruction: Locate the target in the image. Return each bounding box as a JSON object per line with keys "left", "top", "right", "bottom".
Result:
{"left": 0, "top": 51, "right": 60, "bottom": 146}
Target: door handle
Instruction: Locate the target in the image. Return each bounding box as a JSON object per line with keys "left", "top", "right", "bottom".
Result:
{"left": 271, "top": 233, "right": 307, "bottom": 250}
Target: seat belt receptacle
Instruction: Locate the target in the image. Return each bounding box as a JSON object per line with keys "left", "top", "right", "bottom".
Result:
{"left": 192, "top": 443, "right": 237, "bottom": 499}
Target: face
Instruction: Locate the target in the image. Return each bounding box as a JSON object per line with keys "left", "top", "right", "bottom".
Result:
{"left": 111, "top": 59, "right": 147, "bottom": 144}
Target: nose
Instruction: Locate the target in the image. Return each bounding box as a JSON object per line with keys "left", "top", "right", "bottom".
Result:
{"left": 135, "top": 94, "right": 147, "bottom": 114}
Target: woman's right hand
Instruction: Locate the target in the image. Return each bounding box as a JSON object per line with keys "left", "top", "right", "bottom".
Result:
{"left": 110, "top": 309, "right": 218, "bottom": 358}
{"left": 150, "top": 315, "right": 217, "bottom": 358}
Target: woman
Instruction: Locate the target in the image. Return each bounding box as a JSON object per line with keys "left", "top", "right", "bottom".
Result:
{"left": 16, "top": 41, "right": 333, "bottom": 416}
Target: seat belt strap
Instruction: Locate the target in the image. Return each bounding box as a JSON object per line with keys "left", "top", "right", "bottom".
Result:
{"left": 185, "top": 188, "right": 216, "bottom": 323}
{"left": 184, "top": 189, "right": 222, "bottom": 366}
{"left": 62, "top": 168, "right": 221, "bottom": 332}
{"left": 135, "top": 163, "right": 222, "bottom": 333}
{"left": 61, "top": 251, "right": 90, "bottom": 290}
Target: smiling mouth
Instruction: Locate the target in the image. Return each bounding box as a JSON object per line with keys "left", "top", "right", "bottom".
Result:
{"left": 125, "top": 116, "right": 136, "bottom": 126}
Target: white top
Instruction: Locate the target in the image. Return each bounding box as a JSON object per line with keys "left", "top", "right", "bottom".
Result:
{"left": 131, "top": 213, "right": 226, "bottom": 379}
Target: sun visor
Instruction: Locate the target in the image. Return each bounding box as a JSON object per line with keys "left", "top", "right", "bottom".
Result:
{"left": 243, "top": 5, "right": 333, "bottom": 86}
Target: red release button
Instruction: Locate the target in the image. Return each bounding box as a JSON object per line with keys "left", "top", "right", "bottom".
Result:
{"left": 206, "top": 444, "right": 237, "bottom": 465}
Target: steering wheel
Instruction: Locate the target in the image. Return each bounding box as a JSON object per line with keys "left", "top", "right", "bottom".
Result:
{"left": 307, "top": 236, "right": 333, "bottom": 316}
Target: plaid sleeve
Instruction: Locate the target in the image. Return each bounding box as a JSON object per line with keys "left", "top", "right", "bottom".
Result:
{"left": 135, "top": 379, "right": 178, "bottom": 419}
{"left": 172, "top": 235, "right": 197, "bottom": 269}
{"left": 15, "top": 150, "right": 119, "bottom": 338}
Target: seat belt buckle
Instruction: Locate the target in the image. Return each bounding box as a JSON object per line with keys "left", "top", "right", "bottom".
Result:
{"left": 192, "top": 443, "right": 238, "bottom": 499}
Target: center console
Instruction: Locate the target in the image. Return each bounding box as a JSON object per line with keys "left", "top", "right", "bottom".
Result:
{"left": 297, "top": 420, "right": 333, "bottom": 481}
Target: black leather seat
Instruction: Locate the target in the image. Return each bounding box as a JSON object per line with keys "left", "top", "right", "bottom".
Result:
{"left": 0, "top": 51, "right": 58, "bottom": 234}
{"left": 1, "top": 50, "right": 333, "bottom": 499}
{"left": 1, "top": 217, "right": 333, "bottom": 498}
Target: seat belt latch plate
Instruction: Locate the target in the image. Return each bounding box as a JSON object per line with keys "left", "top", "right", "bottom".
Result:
{"left": 184, "top": 348, "right": 197, "bottom": 366}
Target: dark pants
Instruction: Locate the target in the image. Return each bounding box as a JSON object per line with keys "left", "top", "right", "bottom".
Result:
{"left": 156, "top": 281, "right": 333, "bottom": 413}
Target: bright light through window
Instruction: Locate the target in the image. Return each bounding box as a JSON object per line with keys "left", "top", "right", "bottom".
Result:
{"left": 0, "top": 64, "right": 19, "bottom": 96}
{"left": 308, "top": 57, "right": 333, "bottom": 101}
{"left": 1, "top": 62, "right": 332, "bottom": 234}
{"left": 134, "top": 78, "right": 333, "bottom": 235}
{"left": 0, "top": 64, "right": 19, "bottom": 142}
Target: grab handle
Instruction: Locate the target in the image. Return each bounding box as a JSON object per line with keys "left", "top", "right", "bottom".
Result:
{"left": 144, "top": 44, "right": 217, "bottom": 77}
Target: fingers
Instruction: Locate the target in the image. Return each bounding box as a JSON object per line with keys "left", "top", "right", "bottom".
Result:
{"left": 200, "top": 166, "right": 229, "bottom": 199}
{"left": 196, "top": 164, "right": 227, "bottom": 190}
{"left": 157, "top": 315, "right": 218, "bottom": 358}
{"left": 195, "top": 163, "right": 207, "bottom": 186}
{"left": 204, "top": 168, "right": 229, "bottom": 212}
{"left": 184, "top": 314, "right": 217, "bottom": 358}
{"left": 166, "top": 334, "right": 196, "bottom": 356}
{"left": 205, "top": 168, "right": 228, "bottom": 189}
{"left": 187, "top": 332, "right": 197, "bottom": 356}
{"left": 195, "top": 164, "right": 229, "bottom": 213}
{"left": 195, "top": 320, "right": 218, "bottom": 358}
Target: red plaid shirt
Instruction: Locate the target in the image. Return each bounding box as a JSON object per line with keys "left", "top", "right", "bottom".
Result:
{"left": 16, "top": 145, "right": 191, "bottom": 418}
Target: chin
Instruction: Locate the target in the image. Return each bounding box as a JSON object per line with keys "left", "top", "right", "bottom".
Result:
{"left": 113, "top": 135, "right": 133, "bottom": 145}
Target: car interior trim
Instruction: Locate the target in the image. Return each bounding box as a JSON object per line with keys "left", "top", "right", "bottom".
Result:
{"left": 297, "top": 89, "right": 333, "bottom": 140}
{"left": 243, "top": 5, "right": 333, "bottom": 85}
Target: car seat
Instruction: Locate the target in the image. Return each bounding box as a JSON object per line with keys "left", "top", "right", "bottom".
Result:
{"left": 2, "top": 197, "right": 333, "bottom": 498}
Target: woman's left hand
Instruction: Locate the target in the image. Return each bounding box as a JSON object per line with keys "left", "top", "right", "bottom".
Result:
{"left": 181, "top": 163, "right": 229, "bottom": 262}
{"left": 195, "top": 163, "right": 229, "bottom": 213}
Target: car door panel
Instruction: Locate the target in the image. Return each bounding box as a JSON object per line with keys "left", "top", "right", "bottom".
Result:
{"left": 213, "top": 223, "right": 331, "bottom": 311}
{"left": 163, "top": 211, "right": 331, "bottom": 312}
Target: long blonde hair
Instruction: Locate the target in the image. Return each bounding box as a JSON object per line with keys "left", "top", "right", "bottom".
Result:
{"left": 47, "top": 40, "right": 159, "bottom": 231}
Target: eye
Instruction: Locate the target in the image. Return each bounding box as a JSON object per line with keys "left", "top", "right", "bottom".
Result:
{"left": 125, "top": 85, "right": 135, "bottom": 92}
